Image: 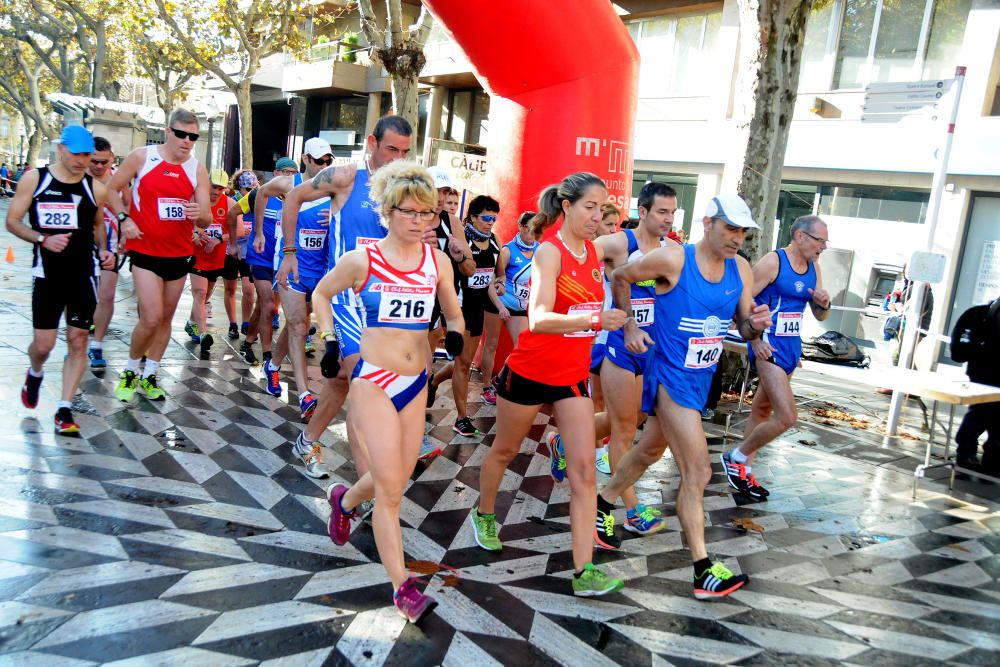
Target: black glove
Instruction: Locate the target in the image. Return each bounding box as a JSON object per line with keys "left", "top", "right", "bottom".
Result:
{"left": 445, "top": 330, "right": 464, "bottom": 357}
{"left": 320, "top": 340, "right": 341, "bottom": 378}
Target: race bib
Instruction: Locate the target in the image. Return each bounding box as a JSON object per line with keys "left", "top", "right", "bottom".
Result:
{"left": 242, "top": 219, "right": 253, "bottom": 236}
{"left": 684, "top": 336, "right": 724, "bottom": 369}
{"left": 36, "top": 202, "right": 78, "bottom": 230}
{"left": 632, "top": 298, "right": 654, "bottom": 328}
{"left": 355, "top": 237, "right": 380, "bottom": 248}
{"left": 376, "top": 284, "right": 435, "bottom": 324}
{"left": 205, "top": 223, "right": 224, "bottom": 241}
{"left": 469, "top": 268, "right": 493, "bottom": 290}
{"left": 157, "top": 198, "right": 187, "bottom": 221}
{"left": 776, "top": 312, "right": 802, "bottom": 337}
{"left": 514, "top": 283, "right": 530, "bottom": 305}
{"left": 565, "top": 302, "right": 602, "bottom": 338}
{"left": 298, "top": 228, "right": 325, "bottom": 251}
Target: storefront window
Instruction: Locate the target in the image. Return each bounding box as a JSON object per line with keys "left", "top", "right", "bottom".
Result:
{"left": 817, "top": 184, "right": 929, "bottom": 223}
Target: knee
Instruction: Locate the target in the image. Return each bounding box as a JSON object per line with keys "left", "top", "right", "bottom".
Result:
{"left": 774, "top": 404, "right": 797, "bottom": 431}
{"left": 291, "top": 320, "right": 309, "bottom": 337}
{"left": 567, "top": 459, "right": 596, "bottom": 491}
{"left": 33, "top": 337, "right": 55, "bottom": 357}
{"left": 681, "top": 460, "right": 712, "bottom": 489}
{"left": 636, "top": 442, "right": 665, "bottom": 467}
{"left": 140, "top": 306, "right": 163, "bottom": 326}
{"left": 373, "top": 487, "right": 402, "bottom": 511}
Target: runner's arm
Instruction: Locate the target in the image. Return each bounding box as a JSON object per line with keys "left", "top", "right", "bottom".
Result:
{"left": 447, "top": 213, "right": 475, "bottom": 277}
{"left": 3, "top": 171, "right": 41, "bottom": 245}
{"left": 435, "top": 249, "right": 465, "bottom": 335}
{"left": 808, "top": 262, "right": 831, "bottom": 321}
{"left": 91, "top": 180, "right": 110, "bottom": 260}
{"left": 104, "top": 148, "right": 144, "bottom": 219}
{"left": 528, "top": 243, "right": 625, "bottom": 335}
{"left": 750, "top": 252, "right": 779, "bottom": 299}
{"left": 734, "top": 256, "right": 772, "bottom": 340}
{"left": 313, "top": 249, "right": 366, "bottom": 337}
{"left": 190, "top": 164, "right": 212, "bottom": 229}
{"left": 226, "top": 196, "right": 243, "bottom": 249}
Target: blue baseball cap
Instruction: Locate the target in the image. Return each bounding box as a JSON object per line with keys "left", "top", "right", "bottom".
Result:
{"left": 275, "top": 157, "right": 297, "bottom": 171}
{"left": 59, "top": 125, "right": 95, "bottom": 154}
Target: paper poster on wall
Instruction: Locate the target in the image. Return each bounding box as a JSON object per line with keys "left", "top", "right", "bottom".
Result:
{"left": 972, "top": 240, "right": 1000, "bottom": 304}
{"left": 437, "top": 149, "right": 488, "bottom": 194}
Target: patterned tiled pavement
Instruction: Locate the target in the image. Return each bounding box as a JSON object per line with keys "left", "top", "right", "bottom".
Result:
{"left": 0, "top": 218, "right": 998, "bottom": 665}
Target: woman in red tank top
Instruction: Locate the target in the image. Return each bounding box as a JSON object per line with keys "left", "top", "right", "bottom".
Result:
{"left": 470, "top": 172, "right": 628, "bottom": 598}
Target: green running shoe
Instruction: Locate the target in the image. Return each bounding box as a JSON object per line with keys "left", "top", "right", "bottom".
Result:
{"left": 470, "top": 507, "right": 502, "bottom": 552}
{"left": 115, "top": 370, "right": 137, "bottom": 402}
{"left": 139, "top": 374, "right": 166, "bottom": 401}
{"left": 572, "top": 562, "right": 625, "bottom": 597}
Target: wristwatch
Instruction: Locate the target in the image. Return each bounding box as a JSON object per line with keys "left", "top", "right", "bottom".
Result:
{"left": 36, "top": 234, "right": 44, "bottom": 245}
{"left": 116, "top": 211, "right": 129, "bottom": 224}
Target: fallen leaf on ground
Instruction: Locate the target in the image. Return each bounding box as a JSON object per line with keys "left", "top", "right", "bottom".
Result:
{"left": 734, "top": 517, "right": 765, "bottom": 533}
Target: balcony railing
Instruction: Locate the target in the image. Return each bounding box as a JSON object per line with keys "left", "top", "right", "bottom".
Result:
{"left": 286, "top": 40, "right": 372, "bottom": 67}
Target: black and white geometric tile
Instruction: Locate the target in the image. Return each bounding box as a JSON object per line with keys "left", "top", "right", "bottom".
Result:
{"left": 0, "top": 256, "right": 997, "bottom": 665}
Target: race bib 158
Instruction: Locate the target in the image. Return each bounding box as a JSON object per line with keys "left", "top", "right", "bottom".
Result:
{"left": 157, "top": 198, "right": 187, "bottom": 221}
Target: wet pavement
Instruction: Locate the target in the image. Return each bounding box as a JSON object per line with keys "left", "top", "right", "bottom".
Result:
{"left": 0, "top": 203, "right": 997, "bottom": 666}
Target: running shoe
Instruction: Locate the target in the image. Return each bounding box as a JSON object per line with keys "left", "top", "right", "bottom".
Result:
{"left": 394, "top": 577, "right": 437, "bottom": 623}
{"left": 299, "top": 392, "right": 317, "bottom": 420}
{"left": 240, "top": 341, "right": 258, "bottom": 365}
{"left": 115, "top": 370, "right": 137, "bottom": 402}
{"left": 358, "top": 498, "right": 376, "bottom": 521}
{"left": 572, "top": 563, "right": 625, "bottom": 597}
{"left": 272, "top": 312, "right": 280, "bottom": 330}
{"left": 595, "top": 507, "right": 621, "bottom": 550}
{"left": 482, "top": 384, "right": 497, "bottom": 405}
{"left": 744, "top": 475, "right": 770, "bottom": 500}
{"left": 199, "top": 334, "right": 214, "bottom": 360}
{"left": 326, "top": 482, "right": 356, "bottom": 545}
{"left": 21, "top": 371, "right": 42, "bottom": 409}
{"left": 293, "top": 432, "right": 328, "bottom": 479}
{"left": 700, "top": 408, "right": 715, "bottom": 421}
{"left": 88, "top": 348, "right": 107, "bottom": 369}
{"left": 470, "top": 507, "right": 502, "bottom": 552}
{"left": 418, "top": 435, "right": 442, "bottom": 460}
{"left": 453, "top": 417, "right": 480, "bottom": 437}
{"left": 264, "top": 362, "right": 281, "bottom": 396}
{"left": 228, "top": 323, "right": 240, "bottom": 340}
{"left": 54, "top": 407, "right": 79, "bottom": 435}
{"left": 596, "top": 447, "right": 611, "bottom": 474}
{"left": 139, "top": 374, "right": 166, "bottom": 401}
{"left": 304, "top": 335, "right": 315, "bottom": 357}
{"left": 184, "top": 321, "right": 201, "bottom": 344}
{"left": 240, "top": 321, "right": 249, "bottom": 336}
{"left": 624, "top": 504, "right": 665, "bottom": 535}
{"left": 720, "top": 451, "right": 769, "bottom": 499}
{"left": 693, "top": 562, "right": 748, "bottom": 599}
{"left": 547, "top": 432, "right": 567, "bottom": 483}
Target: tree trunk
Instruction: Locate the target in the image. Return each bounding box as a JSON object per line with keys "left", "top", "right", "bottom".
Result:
{"left": 726, "top": 0, "right": 813, "bottom": 262}
{"left": 381, "top": 47, "right": 425, "bottom": 146}
{"left": 235, "top": 79, "right": 254, "bottom": 169}
{"left": 26, "top": 128, "right": 44, "bottom": 166}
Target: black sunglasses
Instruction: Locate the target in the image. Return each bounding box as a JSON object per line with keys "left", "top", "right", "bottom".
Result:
{"left": 311, "top": 155, "right": 333, "bottom": 166}
{"left": 90, "top": 159, "right": 109, "bottom": 165}
{"left": 169, "top": 127, "right": 200, "bottom": 141}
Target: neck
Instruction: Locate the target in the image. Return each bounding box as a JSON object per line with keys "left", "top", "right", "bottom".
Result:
{"left": 694, "top": 239, "right": 726, "bottom": 269}
{"left": 383, "top": 233, "right": 422, "bottom": 257}
{"left": 784, "top": 244, "right": 809, "bottom": 266}
{"left": 635, "top": 220, "right": 664, "bottom": 248}
{"left": 51, "top": 162, "right": 83, "bottom": 183}
{"left": 158, "top": 144, "right": 186, "bottom": 164}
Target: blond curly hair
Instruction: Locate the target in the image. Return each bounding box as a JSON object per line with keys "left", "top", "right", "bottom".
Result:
{"left": 367, "top": 160, "right": 437, "bottom": 228}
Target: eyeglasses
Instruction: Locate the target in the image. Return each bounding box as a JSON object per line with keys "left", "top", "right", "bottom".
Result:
{"left": 169, "top": 127, "right": 200, "bottom": 141}
{"left": 479, "top": 214, "right": 497, "bottom": 223}
{"left": 278, "top": 168, "right": 298, "bottom": 175}
{"left": 90, "top": 159, "right": 109, "bottom": 165}
{"left": 311, "top": 155, "right": 333, "bottom": 166}
{"left": 803, "top": 231, "right": 829, "bottom": 245}
{"left": 392, "top": 206, "right": 437, "bottom": 222}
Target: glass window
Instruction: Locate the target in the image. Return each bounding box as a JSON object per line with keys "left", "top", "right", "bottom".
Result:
{"left": 833, "top": 0, "right": 878, "bottom": 89}
{"left": 799, "top": 2, "right": 835, "bottom": 90}
{"left": 635, "top": 10, "right": 722, "bottom": 98}
{"left": 637, "top": 17, "right": 672, "bottom": 98}
{"left": 817, "top": 184, "right": 929, "bottom": 223}
{"left": 871, "top": 0, "right": 927, "bottom": 83}
{"left": 922, "top": 0, "right": 972, "bottom": 80}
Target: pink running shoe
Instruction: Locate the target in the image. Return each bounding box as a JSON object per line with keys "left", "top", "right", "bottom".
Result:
{"left": 393, "top": 577, "right": 437, "bottom": 623}
{"left": 327, "top": 483, "right": 357, "bottom": 546}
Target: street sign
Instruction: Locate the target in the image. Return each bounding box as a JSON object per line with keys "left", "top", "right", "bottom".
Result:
{"left": 864, "top": 89, "right": 948, "bottom": 104}
{"left": 860, "top": 78, "right": 952, "bottom": 123}
{"left": 865, "top": 79, "right": 951, "bottom": 95}
{"left": 909, "top": 251, "right": 947, "bottom": 284}
{"left": 860, "top": 113, "right": 938, "bottom": 123}
{"left": 862, "top": 101, "right": 938, "bottom": 114}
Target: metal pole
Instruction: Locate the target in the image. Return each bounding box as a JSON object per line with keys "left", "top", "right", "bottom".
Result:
{"left": 886, "top": 66, "right": 966, "bottom": 437}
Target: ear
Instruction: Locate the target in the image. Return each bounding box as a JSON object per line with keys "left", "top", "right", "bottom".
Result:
{"left": 366, "top": 134, "right": 376, "bottom": 153}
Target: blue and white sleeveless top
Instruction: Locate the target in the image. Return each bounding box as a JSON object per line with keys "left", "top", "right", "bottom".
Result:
{"left": 274, "top": 174, "right": 331, "bottom": 278}
{"left": 618, "top": 228, "right": 664, "bottom": 328}
{"left": 245, "top": 190, "right": 284, "bottom": 268}
{"left": 753, "top": 248, "right": 816, "bottom": 361}
{"left": 499, "top": 237, "right": 536, "bottom": 311}
{"left": 329, "top": 167, "right": 387, "bottom": 269}
{"left": 652, "top": 243, "right": 742, "bottom": 376}
{"left": 357, "top": 242, "right": 439, "bottom": 331}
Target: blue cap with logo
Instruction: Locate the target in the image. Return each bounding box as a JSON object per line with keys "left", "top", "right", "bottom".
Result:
{"left": 59, "top": 125, "right": 95, "bottom": 154}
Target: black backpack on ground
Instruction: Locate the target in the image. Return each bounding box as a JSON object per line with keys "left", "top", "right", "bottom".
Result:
{"left": 801, "top": 331, "right": 871, "bottom": 368}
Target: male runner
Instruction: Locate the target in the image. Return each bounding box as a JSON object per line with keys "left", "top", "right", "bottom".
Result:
{"left": 265, "top": 137, "right": 334, "bottom": 420}
{"left": 86, "top": 136, "right": 127, "bottom": 369}
{"left": 6, "top": 125, "right": 114, "bottom": 432}
{"left": 280, "top": 115, "right": 412, "bottom": 478}
{"left": 603, "top": 194, "right": 771, "bottom": 599}
{"left": 241, "top": 157, "right": 298, "bottom": 364}
{"left": 225, "top": 170, "right": 260, "bottom": 338}
{"left": 721, "top": 215, "right": 830, "bottom": 499}
{"left": 185, "top": 169, "right": 233, "bottom": 358}
{"left": 105, "top": 108, "right": 212, "bottom": 401}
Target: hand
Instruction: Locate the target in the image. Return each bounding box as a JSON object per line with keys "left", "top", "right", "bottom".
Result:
{"left": 625, "top": 325, "right": 654, "bottom": 354}
{"left": 447, "top": 236, "right": 464, "bottom": 259}
{"left": 498, "top": 306, "right": 511, "bottom": 321}
{"left": 445, "top": 330, "right": 464, "bottom": 357}
{"left": 750, "top": 336, "right": 775, "bottom": 360}
{"left": 421, "top": 225, "right": 438, "bottom": 245}
{"left": 808, "top": 287, "right": 830, "bottom": 310}
{"left": 202, "top": 237, "right": 219, "bottom": 254}
{"left": 192, "top": 234, "right": 205, "bottom": 248}
{"left": 320, "top": 340, "right": 341, "bottom": 378}
{"left": 276, "top": 253, "right": 297, "bottom": 288}
{"left": 253, "top": 233, "right": 265, "bottom": 254}
{"left": 41, "top": 234, "right": 69, "bottom": 253}
{"left": 601, "top": 308, "right": 628, "bottom": 331}
{"left": 493, "top": 279, "right": 506, "bottom": 296}
{"left": 121, "top": 218, "right": 142, "bottom": 240}
{"left": 317, "top": 207, "right": 331, "bottom": 228}
{"left": 98, "top": 249, "right": 115, "bottom": 270}
{"left": 226, "top": 243, "right": 239, "bottom": 258}
{"left": 183, "top": 201, "right": 200, "bottom": 221}
{"left": 748, "top": 303, "right": 772, "bottom": 334}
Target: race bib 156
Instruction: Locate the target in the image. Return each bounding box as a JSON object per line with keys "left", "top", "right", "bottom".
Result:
{"left": 298, "top": 228, "right": 325, "bottom": 251}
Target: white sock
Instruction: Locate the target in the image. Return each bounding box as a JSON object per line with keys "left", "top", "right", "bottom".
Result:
{"left": 89, "top": 341, "right": 103, "bottom": 351}
{"left": 27, "top": 367, "right": 43, "bottom": 378}
{"left": 125, "top": 357, "right": 141, "bottom": 373}
{"left": 730, "top": 448, "right": 748, "bottom": 464}
{"left": 57, "top": 400, "right": 72, "bottom": 410}
{"left": 267, "top": 359, "right": 280, "bottom": 372}
{"left": 142, "top": 360, "right": 160, "bottom": 378}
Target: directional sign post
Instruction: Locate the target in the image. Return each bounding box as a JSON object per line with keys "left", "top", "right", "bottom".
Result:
{"left": 860, "top": 79, "right": 952, "bottom": 123}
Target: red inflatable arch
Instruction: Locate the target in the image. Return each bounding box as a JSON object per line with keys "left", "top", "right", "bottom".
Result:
{"left": 422, "top": 0, "right": 639, "bottom": 376}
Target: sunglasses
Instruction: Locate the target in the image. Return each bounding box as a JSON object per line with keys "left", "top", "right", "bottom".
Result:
{"left": 311, "top": 155, "right": 333, "bottom": 166}
{"left": 479, "top": 214, "right": 497, "bottom": 223}
{"left": 169, "top": 127, "right": 200, "bottom": 141}
{"left": 90, "top": 159, "right": 109, "bottom": 165}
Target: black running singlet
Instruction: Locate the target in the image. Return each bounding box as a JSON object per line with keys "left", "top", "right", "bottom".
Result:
{"left": 29, "top": 167, "right": 100, "bottom": 279}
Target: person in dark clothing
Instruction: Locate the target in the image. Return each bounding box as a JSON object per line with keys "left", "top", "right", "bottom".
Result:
{"left": 951, "top": 297, "right": 1000, "bottom": 474}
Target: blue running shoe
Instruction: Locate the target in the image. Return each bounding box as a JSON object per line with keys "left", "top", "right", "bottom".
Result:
{"left": 624, "top": 504, "right": 665, "bottom": 535}
{"left": 265, "top": 361, "right": 281, "bottom": 396}
{"left": 272, "top": 312, "right": 280, "bottom": 330}
{"left": 88, "top": 348, "right": 106, "bottom": 369}
{"left": 547, "top": 432, "right": 567, "bottom": 483}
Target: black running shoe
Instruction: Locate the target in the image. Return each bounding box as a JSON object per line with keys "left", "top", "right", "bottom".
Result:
{"left": 54, "top": 407, "right": 80, "bottom": 435}
{"left": 694, "top": 562, "right": 748, "bottom": 599}
{"left": 744, "top": 474, "right": 770, "bottom": 500}
{"left": 241, "top": 341, "right": 258, "bottom": 365}
{"left": 21, "top": 370, "right": 42, "bottom": 409}
{"left": 228, "top": 323, "right": 239, "bottom": 340}
{"left": 721, "top": 452, "right": 769, "bottom": 500}
{"left": 200, "top": 334, "right": 214, "bottom": 360}
{"left": 594, "top": 508, "right": 621, "bottom": 550}
{"left": 453, "top": 417, "right": 480, "bottom": 437}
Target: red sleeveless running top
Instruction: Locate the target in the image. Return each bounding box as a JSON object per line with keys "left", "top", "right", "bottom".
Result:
{"left": 507, "top": 237, "right": 604, "bottom": 385}
{"left": 193, "top": 198, "right": 230, "bottom": 271}
{"left": 128, "top": 146, "right": 198, "bottom": 258}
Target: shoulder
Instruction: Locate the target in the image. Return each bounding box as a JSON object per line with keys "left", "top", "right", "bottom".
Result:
{"left": 312, "top": 163, "right": 357, "bottom": 193}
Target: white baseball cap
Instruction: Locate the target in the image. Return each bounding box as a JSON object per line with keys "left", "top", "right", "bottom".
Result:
{"left": 303, "top": 137, "right": 333, "bottom": 159}
{"left": 705, "top": 194, "right": 759, "bottom": 229}
{"left": 426, "top": 165, "right": 453, "bottom": 190}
